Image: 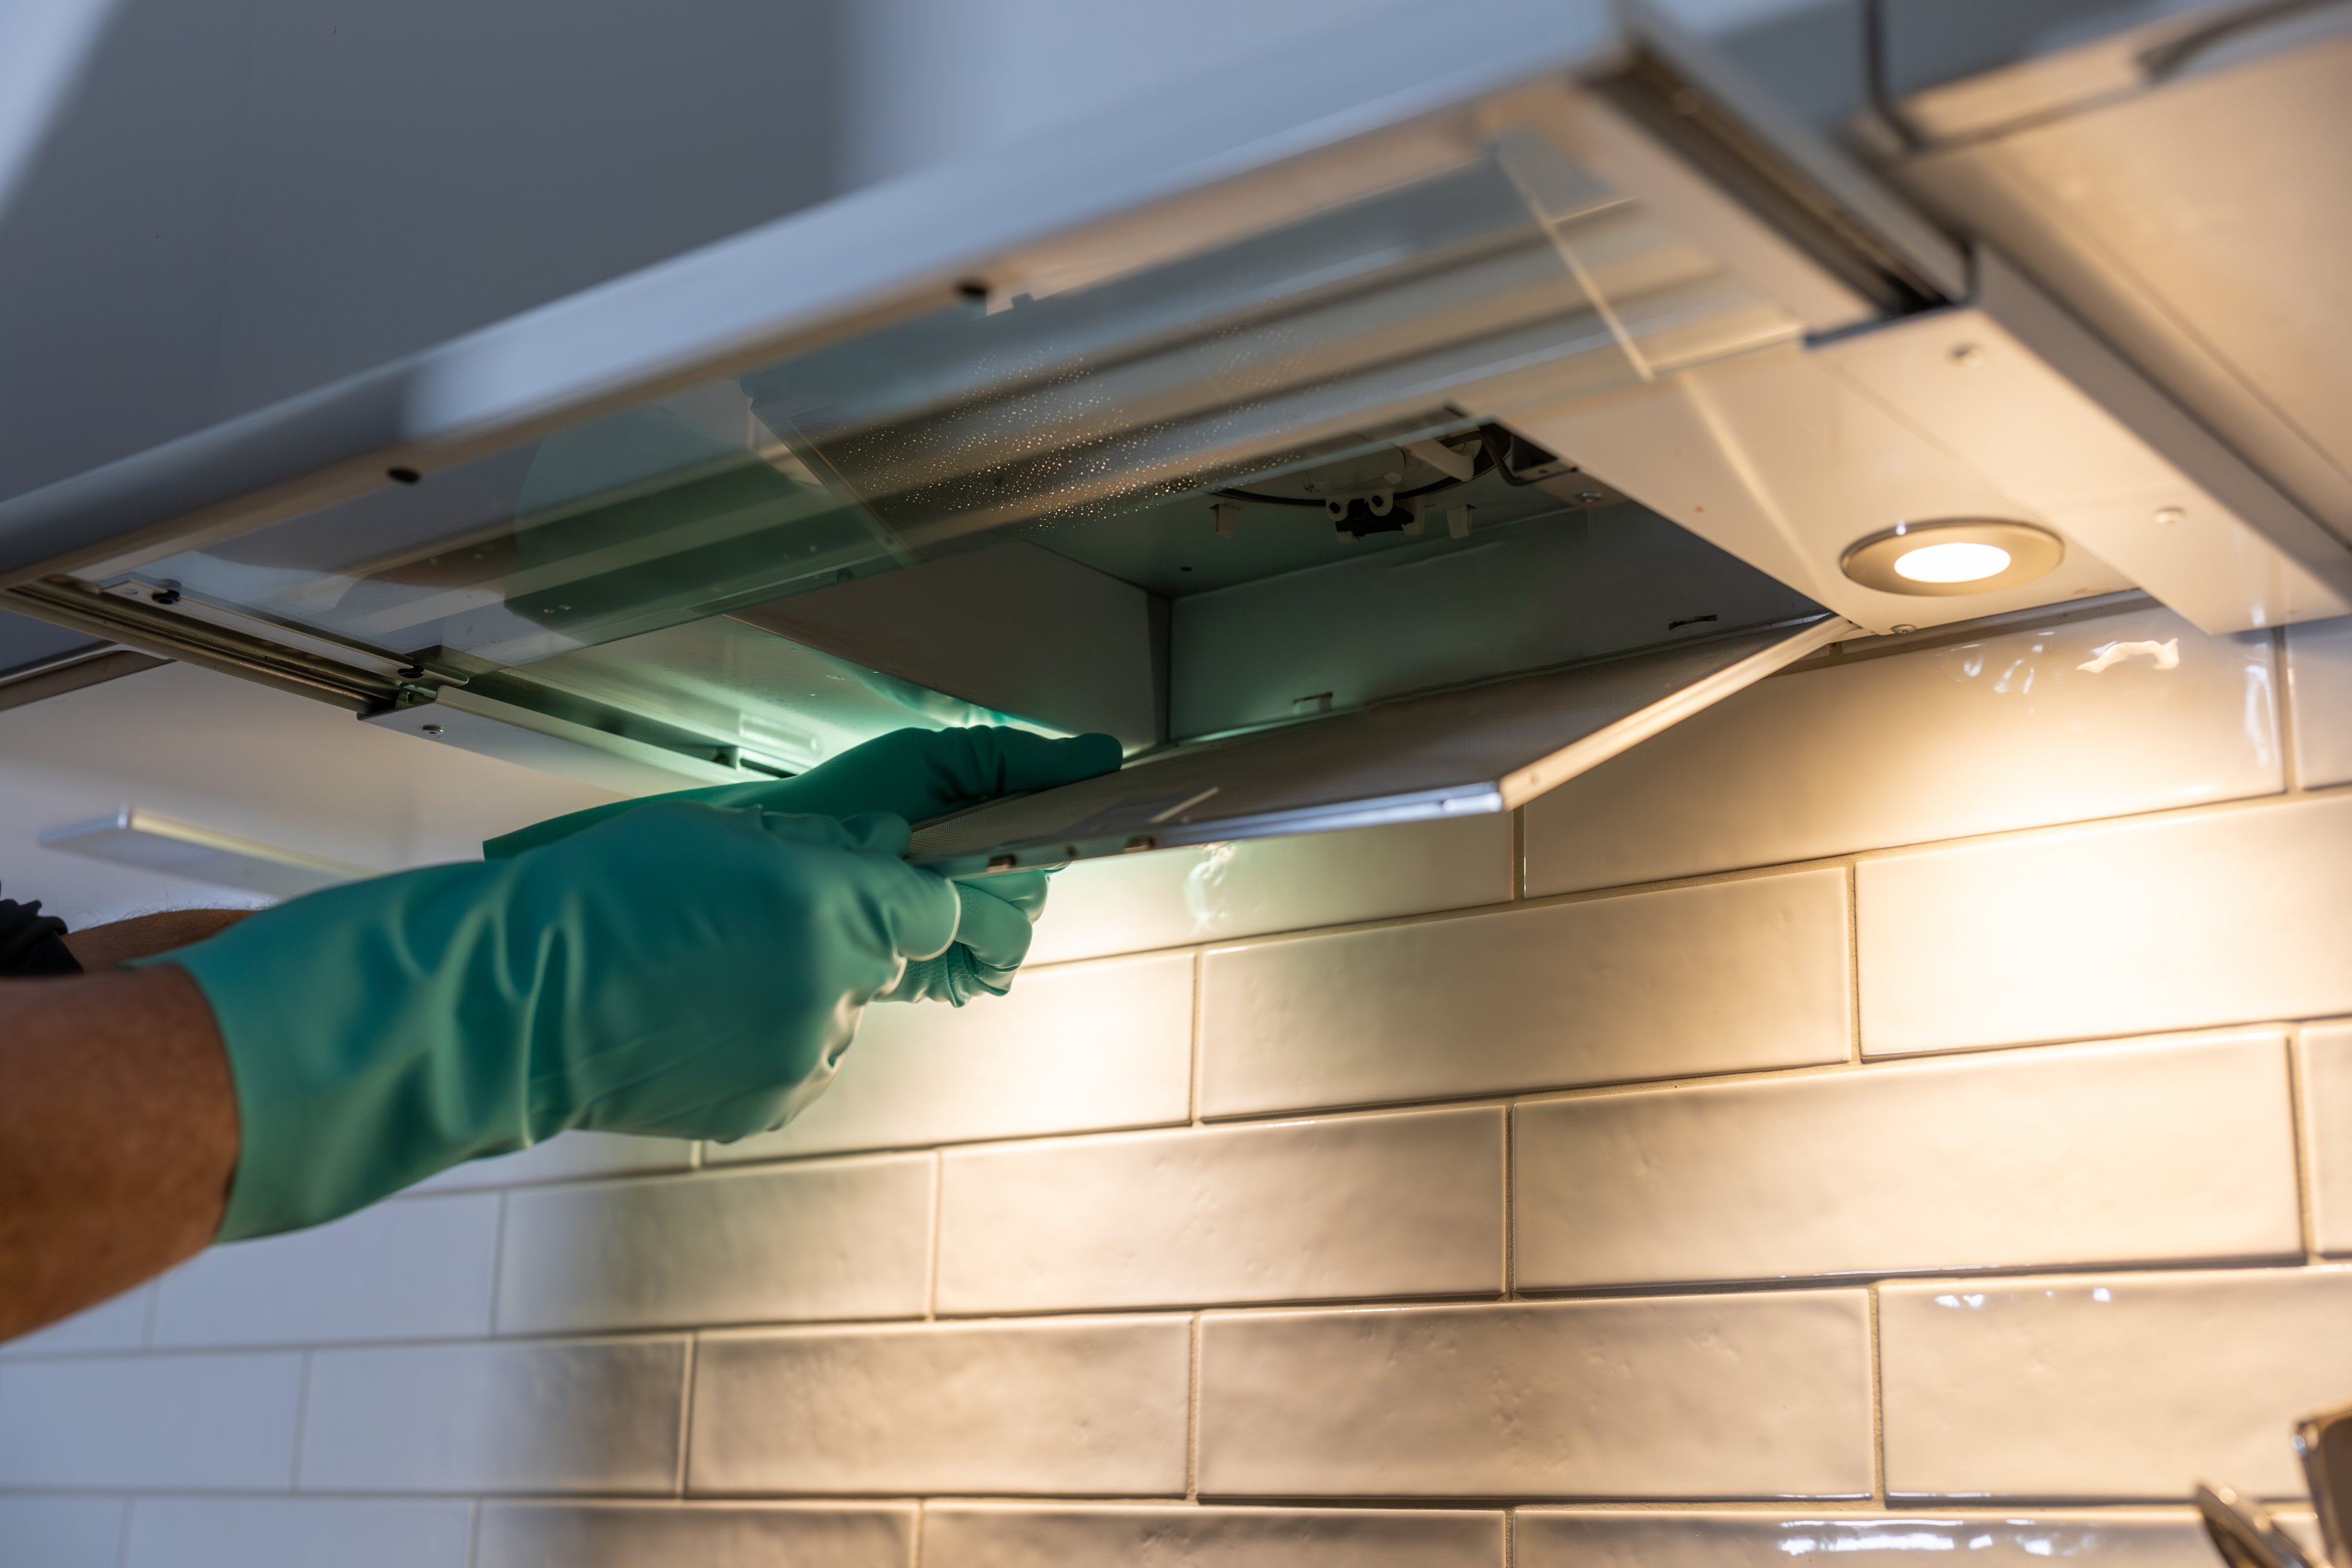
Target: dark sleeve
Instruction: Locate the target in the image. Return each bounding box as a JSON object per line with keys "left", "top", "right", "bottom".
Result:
{"left": 0, "top": 890, "right": 81, "bottom": 977}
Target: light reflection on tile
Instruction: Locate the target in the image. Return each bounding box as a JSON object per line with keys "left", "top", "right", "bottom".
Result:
{"left": 1880, "top": 1267, "right": 2352, "bottom": 1499}
{"left": 1515, "top": 1507, "right": 2264, "bottom": 1568}
{"left": 1526, "top": 606, "right": 2279, "bottom": 895}
{"left": 1031, "top": 814, "right": 1509, "bottom": 964}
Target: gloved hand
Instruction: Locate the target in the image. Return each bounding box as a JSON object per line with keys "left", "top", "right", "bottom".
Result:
{"left": 485, "top": 725, "right": 1121, "bottom": 1005}
{"left": 881, "top": 870, "right": 1050, "bottom": 1005}
{"left": 137, "top": 803, "right": 960, "bottom": 1241}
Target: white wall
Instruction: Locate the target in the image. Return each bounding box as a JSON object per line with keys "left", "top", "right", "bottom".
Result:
{"left": 7, "top": 595, "right": 2352, "bottom": 1564}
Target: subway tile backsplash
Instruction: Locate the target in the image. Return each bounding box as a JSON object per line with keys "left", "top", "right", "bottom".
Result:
{"left": 1513, "top": 1031, "right": 2300, "bottom": 1289}
{"left": 1194, "top": 1293, "right": 1874, "bottom": 1499}
{"left": 11, "top": 604, "right": 2352, "bottom": 1564}
{"left": 936, "top": 1108, "right": 1503, "bottom": 1313}
{"left": 687, "top": 1318, "right": 1192, "bottom": 1497}
{"left": 1879, "top": 1268, "right": 2352, "bottom": 1499}
{"left": 1200, "top": 868, "right": 1850, "bottom": 1115}
{"left": 1525, "top": 604, "right": 2280, "bottom": 894}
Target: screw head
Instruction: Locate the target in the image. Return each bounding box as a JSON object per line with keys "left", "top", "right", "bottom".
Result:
{"left": 149, "top": 588, "right": 181, "bottom": 605}
{"left": 420, "top": 723, "right": 445, "bottom": 737}
{"left": 1892, "top": 623, "right": 1919, "bottom": 634}
{"left": 2153, "top": 506, "right": 2186, "bottom": 526}
{"left": 1949, "top": 343, "right": 1984, "bottom": 367}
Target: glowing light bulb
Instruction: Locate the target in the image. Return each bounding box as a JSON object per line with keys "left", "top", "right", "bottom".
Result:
{"left": 1893, "top": 540, "right": 2011, "bottom": 583}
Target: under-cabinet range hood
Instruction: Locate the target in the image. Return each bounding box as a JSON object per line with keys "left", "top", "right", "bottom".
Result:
{"left": 1, "top": 0, "right": 2347, "bottom": 872}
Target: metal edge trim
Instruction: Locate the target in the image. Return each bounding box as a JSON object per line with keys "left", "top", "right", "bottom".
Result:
{"left": 1496, "top": 613, "right": 1856, "bottom": 808}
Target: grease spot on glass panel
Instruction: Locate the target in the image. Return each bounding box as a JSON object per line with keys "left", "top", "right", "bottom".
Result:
{"left": 2077, "top": 638, "right": 2181, "bottom": 673}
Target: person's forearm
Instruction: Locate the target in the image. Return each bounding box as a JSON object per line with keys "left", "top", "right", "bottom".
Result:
{"left": 64, "top": 908, "right": 252, "bottom": 970}
{"left": 0, "top": 968, "right": 238, "bottom": 1341}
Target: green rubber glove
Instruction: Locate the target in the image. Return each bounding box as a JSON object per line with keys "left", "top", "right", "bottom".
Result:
{"left": 485, "top": 726, "right": 1121, "bottom": 1005}
{"left": 882, "top": 870, "right": 1051, "bottom": 1006}
{"left": 139, "top": 803, "right": 958, "bottom": 1241}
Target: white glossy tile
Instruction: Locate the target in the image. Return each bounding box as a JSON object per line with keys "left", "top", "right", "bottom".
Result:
{"left": 497, "top": 1155, "right": 932, "bottom": 1335}
{"left": 1201, "top": 870, "right": 1849, "bottom": 1116}
{"left": 689, "top": 1318, "right": 1190, "bottom": 1496}
{"left": 709, "top": 952, "right": 1192, "bottom": 1163}
{"left": 410, "top": 1131, "right": 696, "bottom": 1193}
{"left": 0, "top": 1497, "right": 126, "bottom": 1568}
{"left": 1028, "top": 814, "right": 1510, "bottom": 964}
{"left": 1525, "top": 604, "right": 2280, "bottom": 895}
{"left": 2298, "top": 1022, "right": 2352, "bottom": 1255}
{"left": 1515, "top": 1508, "right": 2235, "bottom": 1568}
{"left": 1880, "top": 1266, "right": 2352, "bottom": 1499}
{"left": 923, "top": 1503, "right": 1504, "bottom": 1566}
{"left": 1515, "top": 1031, "right": 2300, "bottom": 1289}
{"left": 0, "top": 1284, "right": 149, "bottom": 1358}
{"left": 154, "top": 1191, "right": 499, "bottom": 1346}
{"left": 123, "top": 1497, "right": 472, "bottom": 1568}
{"left": 1858, "top": 794, "right": 2352, "bottom": 1055}
{"left": 298, "top": 1338, "right": 686, "bottom": 1493}
{"left": 938, "top": 1108, "right": 1501, "bottom": 1313}
{"left": 2287, "top": 614, "right": 2352, "bottom": 787}
{"left": 0, "top": 1352, "right": 301, "bottom": 1489}
{"left": 477, "top": 1502, "right": 915, "bottom": 1568}
{"left": 1195, "top": 1294, "right": 1873, "bottom": 1498}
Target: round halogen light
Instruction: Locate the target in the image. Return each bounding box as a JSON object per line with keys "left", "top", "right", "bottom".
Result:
{"left": 1840, "top": 519, "right": 2063, "bottom": 597}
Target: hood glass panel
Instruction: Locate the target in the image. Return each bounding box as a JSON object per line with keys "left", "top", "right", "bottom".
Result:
{"left": 96, "top": 142, "right": 1802, "bottom": 679}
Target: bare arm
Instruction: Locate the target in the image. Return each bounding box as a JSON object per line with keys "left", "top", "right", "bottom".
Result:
{"left": 0, "top": 967, "right": 238, "bottom": 1341}
{"left": 64, "top": 908, "right": 252, "bottom": 971}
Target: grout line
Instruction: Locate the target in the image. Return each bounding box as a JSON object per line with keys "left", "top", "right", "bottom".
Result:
{"left": 288, "top": 1349, "right": 314, "bottom": 1492}
{"left": 1501, "top": 1102, "right": 1518, "bottom": 1300}
{"left": 2278, "top": 626, "right": 2302, "bottom": 796}
{"left": 911, "top": 1497, "right": 926, "bottom": 1568}
{"left": 465, "top": 1498, "right": 482, "bottom": 1568}
{"left": 1845, "top": 862, "right": 1863, "bottom": 1066}
{"left": 1503, "top": 1506, "right": 1516, "bottom": 1568}
{"left": 674, "top": 1336, "right": 699, "bottom": 1499}
{"left": 113, "top": 1495, "right": 132, "bottom": 1568}
{"left": 485, "top": 1191, "right": 510, "bottom": 1337}
{"left": 1867, "top": 1286, "right": 1887, "bottom": 1505}
{"left": 926, "top": 1153, "right": 944, "bottom": 1322}
{"left": 1187, "top": 1314, "right": 1204, "bottom": 1503}
{"left": 1511, "top": 805, "right": 1527, "bottom": 901}
{"left": 2287, "top": 1024, "right": 2321, "bottom": 1263}
{"left": 1189, "top": 951, "right": 1205, "bottom": 1126}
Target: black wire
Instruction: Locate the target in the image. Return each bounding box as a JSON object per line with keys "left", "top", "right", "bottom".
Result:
{"left": 1212, "top": 441, "right": 1495, "bottom": 509}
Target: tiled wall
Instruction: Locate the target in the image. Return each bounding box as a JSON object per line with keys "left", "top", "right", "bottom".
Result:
{"left": 8, "top": 599, "right": 2352, "bottom": 1566}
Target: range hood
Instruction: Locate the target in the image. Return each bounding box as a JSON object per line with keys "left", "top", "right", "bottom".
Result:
{"left": 1, "top": 0, "right": 2344, "bottom": 874}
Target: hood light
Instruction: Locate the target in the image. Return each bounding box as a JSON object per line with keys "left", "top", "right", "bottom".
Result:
{"left": 1842, "top": 519, "right": 2062, "bottom": 597}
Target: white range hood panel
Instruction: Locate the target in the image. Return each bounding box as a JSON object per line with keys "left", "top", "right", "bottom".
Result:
{"left": 1887, "top": 8, "right": 2352, "bottom": 544}
{"left": 0, "top": 0, "right": 2338, "bottom": 856}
